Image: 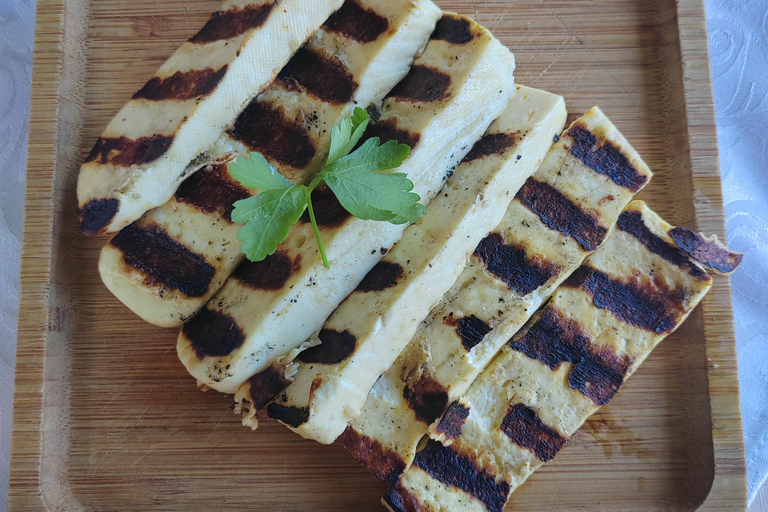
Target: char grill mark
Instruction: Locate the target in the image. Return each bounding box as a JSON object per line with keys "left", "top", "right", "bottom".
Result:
{"left": 133, "top": 66, "right": 228, "bottom": 101}
{"left": 387, "top": 65, "right": 451, "bottom": 103}
{"left": 174, "top": 165, "right": 250, "bottom": 222}
{"left": 668, "top": 226, "right": 742, "bottom": 274}
{"left": 296, "top": 329, "right": 357, "bottom": 365}
{"left": 323, "top": 0, "right": 389, "bottom": 43}
{"left": 267, "top": 403, "right": 310, "bottom": 428}
{"left": 339, "top": 426, "right": 407, "bottom": 484}
{"left": 299, "top": 186, "right": 352, "bottom": 227}
{"left": 189, "top": 3, "right": 275, "bottom": 43}
{"left": 110, "top": 223, "right": 215, "bottom": 297}
{"left": 80, "top": 198, "right": 120, "bottom": 235}
{"left": 509, "top": 307, "right": 631, "bottom": 405}
{"left": 500, "top": 403, "right": 567, "bottom": 462}
{"left": 516, "top": 178, "right": 608, "bottom": 251}
{"left": 564, "top": 265, "right": 686, "bottom": 334}
{"left": 384, "top": 481, "right": 427, "bottom": 512}
{"left": 412, "top": 440, "right": 510, "bottom": 512}
{"left": 184, "top": 306, "right": 246, "bottom": 359}
{"left": 246, "top": 364, "right": 291, "bottom": 409}
{"left": 430, "top": 15, "right": 475, "bottom": 44}
{"left": 229, "top": 101, "right": 316, "bottom": 169}
{"left": 85, "top": 135, "right": 174, "bottom": 167}
{"left": 403, "top": 376, "right": 449, "bottom": 425}
{"left": 461, "top": 133, "right": 517, "bottom": 163}
{"left": 362, "top": 118, "right": 422, "bottom": 149}
{"left": 455, "top": 315, "right": 492, "bottom": 351}
{"left": 278, "top": 47, "right": 357, "bottom": 104}
{"left": 436, "top": 401, "right": 470, "bottom": 440}
{"left": 474, "top": 232, "right": 562, "bottom": 295}
{"left": 567, "top": 124, "right": 648, "bottom": 192}
{"left": 232, "top": 252, "right": 296, "bottom": 291}
{"left": 356, "top": 261, "right": 404, "bottom": 292}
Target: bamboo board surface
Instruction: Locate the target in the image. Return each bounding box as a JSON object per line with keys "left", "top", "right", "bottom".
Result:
{"left": 10, "top": 0, "right": 748, "bottom": 510}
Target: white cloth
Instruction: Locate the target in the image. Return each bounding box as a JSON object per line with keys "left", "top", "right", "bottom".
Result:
{"left": 705, "top": 0, "right": 768, "bottom": 503}
{"left": 0, "top": 0, "right": 765, "bottom": 507}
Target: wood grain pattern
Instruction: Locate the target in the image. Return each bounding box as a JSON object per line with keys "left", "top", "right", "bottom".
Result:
{"left": 10, "top": 0, "right": 747, "bottom": 510}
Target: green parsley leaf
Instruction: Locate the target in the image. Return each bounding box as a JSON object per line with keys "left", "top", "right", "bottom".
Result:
{"left": 326, "top": 107, "right": 370, "bottom": 166}
{"left": 232, "top": 186, "right": 308, "bottom": 262}
{"left": 229, "top": 152, "right": 294, "bottom": 191}
{"left": 320, "top": 138, "right": 422, "bottom": 224}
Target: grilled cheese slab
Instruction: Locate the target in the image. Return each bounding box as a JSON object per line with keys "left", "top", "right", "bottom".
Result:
{"left": 260, "top": 85, "right": 564, "bottom": 444}
{"left": 342, "top": 107, "right": 651, "bottom": 483}
{"left": 178, "top": 14, "right": 517, "bottom": 394}
{"left": 77, "top": 0, "right": 345, "bottom": 235}
{"left": 98, "top": 0, "right": 443, "bottom": 327}
{"left": 383, "top": 201, "right": 740, "bottom": 512}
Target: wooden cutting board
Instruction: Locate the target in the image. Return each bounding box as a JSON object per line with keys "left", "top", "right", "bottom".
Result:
{"left": 10, "top": 0, "right": 748, "bottom": 510}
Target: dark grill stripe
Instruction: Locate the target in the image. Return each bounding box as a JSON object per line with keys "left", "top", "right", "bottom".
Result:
{"left": 229, "top": 101, "right": 316, "bottom": 169}
{"left": 296, "top": 329, "right": 357, "bottom": 365}
{"left": 500, "top": 404, "right": 567, "bottom": 462}
{"left": 80, "top": 198, "right": 120, "bottom": 235}
{"left": 174, "top": 165, "right": 250, "bottom": 222}
{"left": 431, "top": 15, "right": 475, "bottom": 44}
{"left": 474, "top": 232, "right": 562, "bottom": 295}
{"left": 435, "top": 401, "right": 470, "bottom": 440}
{"left": 412, "top": 440, "right": 510, "bottom": 512}
{"left": 183, "top": 307, "right": 246, "bottom": 359}
{"left": 133, "top": 66, "right": 228, "bottom": 101}
{"left": 669, "top": 226, "right": 742, "bottom": 274}
{"left": 363, "top": 118, "right": 421, "bottom": 149}
{"left": 84, "top": 135, "right": 174, "bottom": 166}
{"left": 516, "top": 178, "right": 608, "bottom": 251}
{"left": 509, "top": 307, "right": 631, "bottom": 405}
{"left": 266, "top": 404, "right": 310, "bottom": 428}
{"left": 300, "top": 186, "right": 352, "bottom": 227}
{"left": 387, "top": 65, "right": 451, "bottom": 103}
{"left": 403, "top": 377, "right": 449, "bottom": 425}
{"left": 233, "top": 252, "right": 296, "bottom": 290}
{"left": 111, "top": 223, "right": 215, "bottom": 298}
{"left": 356, "top": 261, "right": 404, "bottom": 292}
{"left": 461, "top": 133, "right": 517, "bottom": 163}
{"left": 339, "top": 426, "right": 407, "bottom": 484}
{"left": 246, "top": 364, "right": 291, "bottom": 410}
{"left": 278, "top": 48, "right": 357, "bottom": 104}
{"left": 456, "top": 315, "right": 493, "bottom": 351}
{"left": 564, "top": 265, "right": 687, "bottom": 334}
{"left": 323, "top": 0, "right": 388, "bottom": 43}
{"left": 617, "top": 210, "right": 709, "bottom": 280}
{"left": 567, "top": 124, "right": 648, "bottom": 192}
{"left": 384, "top": 481, "right": 427, "bottom": 512}
{"left": 189, "top": 3, "right": 275, "bottom": 43}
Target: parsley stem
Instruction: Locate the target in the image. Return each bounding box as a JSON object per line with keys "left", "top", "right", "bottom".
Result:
{"left": 305, "top": 187, "right": 330, "bottom": 268}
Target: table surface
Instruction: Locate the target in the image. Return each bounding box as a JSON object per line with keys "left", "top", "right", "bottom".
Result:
{"left": 0, "top": 0, "right": 765, "bottom": 509}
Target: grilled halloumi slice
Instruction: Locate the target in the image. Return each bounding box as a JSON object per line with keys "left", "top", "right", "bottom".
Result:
{"left": 259, "top": 86, "right": 564, "bottom": 443}
{"left": 77, "top": 0, "right": 345, "bottom": 235}
{"left": 98, "top": 0, "right": 443, "bottom": 327}
{"left": 383, "top": 201, "right": 741, "bottom": 512}
{"left": 341, "top": 107, "right": 652, "bottom": 483}
{"left": 177, "top": 14, "right": 517, "bottom": 395}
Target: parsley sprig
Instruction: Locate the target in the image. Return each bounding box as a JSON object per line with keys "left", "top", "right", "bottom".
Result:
{"left": 229, "top": 108, "right": 426, "bottom": 268}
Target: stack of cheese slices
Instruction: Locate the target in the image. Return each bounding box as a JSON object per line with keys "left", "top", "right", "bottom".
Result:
{"left": 80, "top": 1, "right": 743, "bottom": 510}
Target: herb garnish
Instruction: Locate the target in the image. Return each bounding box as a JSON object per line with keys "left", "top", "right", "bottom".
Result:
{"left": 229, "top": 108, "right": 426, "bottom": 268}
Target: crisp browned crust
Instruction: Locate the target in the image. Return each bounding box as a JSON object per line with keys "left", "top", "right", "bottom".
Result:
{"left": 455, "top": 315, "right": 492, "bottom": 351}
{"left": 509, "top": 307, "right": 631, "bottom": 405}
{"left": 430, "top": 14, "right": 476, "bottom": 45}
{"left": 500, "top": 403, "right": 568, "bottom": 461}
{"left": 323, "top": 0, "right": 389, "bottom": 43}
{"left": 232, "top": 252, "right": 297, "bottom": 291}
{"left": 474, "top": 232, "right": 563, "bottom": 295}
{"left": 387, "top": 65, "right": 451, "bottom": 103}
{"left": 188, "top": 3, "right": 275, "bottom": 43}
{"left": 298, "top": 186, "right": 352, "bottom": 227}
{"left": 384, "top": 481, "right": 428, "bottom": 512}
{"left": 461, "top": 133, "right": 518, "bottom": 162}
{"left": 669, "top": 226, "right": 743, "bottom": 274}
{"left": 133, "top": 66, "right": 228, "bottom": 101}
{"left": 183, "top": 306, "right": 246, "bottom": 359}
{"left": 278, "top": 48, "right": 358, "bottom": 104}
{"left": 516, "top": 178, "right": 608, "bottom": 251}
{"left": 295, "top": 329, "right": 358, "bottom": 365}
{"left": 363, "top": 118, "right": 422, "bottom": 149}
{"left": 356, "top": 261, "right": 404, "bottom": 292}
{"left": 245, "top": 364, "right": 292, "bottom": 410}
{"left": 174, "top": 165, "right": 250, "bottom": 222}
{"left": 404, "top": 376, "right": 450, "bottom": 425}
{"left": 84, "top": 135, "right": 174, "bottom": 167}
{"left": 266, "top": 403, "right": 310, "bottom": 428}
{"left": 435, "top": 401, "right": 470, "bottom": 440}
{"left": 110, "top": 223, "right": 215, "bottom": 297}
{"left": 339, "top": 426, "right": 407, "bottom": 484}
{"left": 80, "top": 198, "right": 120, "bottom": 235}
